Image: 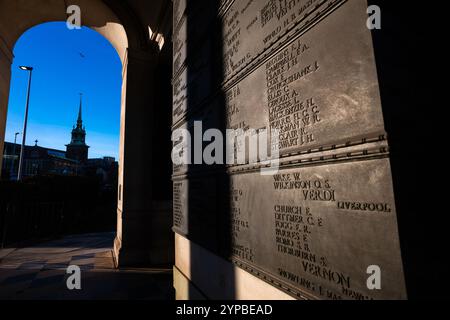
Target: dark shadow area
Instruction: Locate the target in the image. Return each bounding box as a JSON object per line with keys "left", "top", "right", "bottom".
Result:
{"left": 370, "top": 1, "right": 447, "bottom": 299}
{"left": 0, "top": 270, "right": 174, "bottom": 300}
{"left": 151, "top": 33, "right": 176, "bottom": 268}
{"left": 172, "top": 0, "right": 235, "bottom": 299}
{"left": 0, "top": 175, "right": 117, "bottom": 248}
{"left": 153, "top": 37, "right": 175, "bottom": 203}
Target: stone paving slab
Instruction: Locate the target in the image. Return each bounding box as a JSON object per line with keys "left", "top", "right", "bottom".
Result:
{"left": 0, "top": 249, "right": 15, "bottom": 261}
{"left": 0, "top": 233, "right": 173, "bottom": 300}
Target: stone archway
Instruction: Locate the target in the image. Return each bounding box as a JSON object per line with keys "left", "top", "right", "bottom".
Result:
{"left": 0, "top": 0, "right": 173, "bottom": 267}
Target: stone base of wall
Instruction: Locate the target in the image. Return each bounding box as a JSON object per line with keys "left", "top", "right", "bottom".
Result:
{"left": 174, "top": 233, "right": 295, "bottom": 300}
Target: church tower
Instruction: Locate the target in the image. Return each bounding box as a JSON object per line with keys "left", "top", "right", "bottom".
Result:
{"left": 66, "top": 94, "right": 89, "bottom": 163}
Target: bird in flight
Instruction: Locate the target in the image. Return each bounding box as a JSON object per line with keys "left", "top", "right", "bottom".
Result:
{"left": 78, "top": 52, "right": 86, "bottom": 58}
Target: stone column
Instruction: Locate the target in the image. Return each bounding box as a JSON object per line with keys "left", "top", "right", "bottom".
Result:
{"left": 0, "top": 38, "right": 13, "bottom": 176}
{"left": 114, "top": 46, "right": 172, "bottom": 267}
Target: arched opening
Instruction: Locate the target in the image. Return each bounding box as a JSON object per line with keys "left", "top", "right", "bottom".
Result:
{"left": 0, "top": 1, "right": 174, "bottom": 272}
{"left": 1, "top": 20, "right": 122, "bottom": 239}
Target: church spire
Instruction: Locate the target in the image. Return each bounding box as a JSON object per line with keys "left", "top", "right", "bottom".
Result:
{"left": 66, "top": 93, "right": 89, "bottom": 162}
{"left": 77, "top": 93, "right": 83, "bottom": 128}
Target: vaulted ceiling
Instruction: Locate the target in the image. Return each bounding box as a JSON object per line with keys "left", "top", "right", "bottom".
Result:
{"left": 0, "top": 0, "right": 172, "bottom": 63}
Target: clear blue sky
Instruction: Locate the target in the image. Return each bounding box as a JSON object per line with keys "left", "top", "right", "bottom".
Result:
{"left": 5, "top": 22, "right": 122, "bottom": 159}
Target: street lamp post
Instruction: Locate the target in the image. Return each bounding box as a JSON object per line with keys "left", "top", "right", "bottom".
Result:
{"left": 17, "top": 66, "right": 33, "bottom": 181}
{"left": 10, "top": 131, "right": 20, "bottom": 179}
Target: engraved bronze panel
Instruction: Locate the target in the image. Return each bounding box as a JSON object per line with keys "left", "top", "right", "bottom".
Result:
{"left": 227, "top": 157, "right": 406, "bottom": 299}
{"left": 225, "top": 0, "right": 385, "bottom": 155}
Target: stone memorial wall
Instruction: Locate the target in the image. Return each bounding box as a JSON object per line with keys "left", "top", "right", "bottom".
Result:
{"left": 172, "top": 0, "right": 406, "bottom": 300}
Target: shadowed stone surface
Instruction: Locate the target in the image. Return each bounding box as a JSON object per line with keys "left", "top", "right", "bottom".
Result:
{"left": 0, "top": 233, "right": 173, "bottom": 300}
{"left": 172, "top": 0, "right": 407, "bottom": 300}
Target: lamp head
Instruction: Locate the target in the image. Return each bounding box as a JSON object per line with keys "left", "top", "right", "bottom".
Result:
{"left": 19, "top": 66, "right": 33, "bottom": 71}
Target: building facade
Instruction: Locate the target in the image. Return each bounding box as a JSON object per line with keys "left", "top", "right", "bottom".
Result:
{"left": 2, "top": 141, "right": 78, "bottom": 179}
{"left": 1, "top": 98, "right": 116, "bottom": 183}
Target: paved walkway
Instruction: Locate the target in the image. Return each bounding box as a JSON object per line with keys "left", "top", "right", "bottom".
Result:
{"left": 0, "top": 233, "right": 174, "bottom": 300}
